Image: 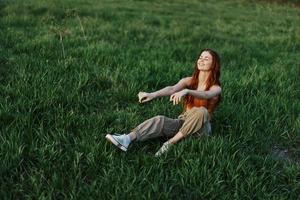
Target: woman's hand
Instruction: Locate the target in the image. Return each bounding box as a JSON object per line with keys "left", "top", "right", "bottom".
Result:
{"left": 170, "top": 89, "right": 188, "bottom": 105}
{"left": 138, "top": 92, "right": 155, "bottom": 103}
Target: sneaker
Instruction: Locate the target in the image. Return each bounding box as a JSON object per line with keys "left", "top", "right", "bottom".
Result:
{"left": 105, "top": 133, "right": 130, "bottom": 152}
{"left": 155, "top": 141, "right": 173, "bottom": 157}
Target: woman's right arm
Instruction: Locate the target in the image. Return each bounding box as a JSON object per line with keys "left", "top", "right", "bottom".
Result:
{"left": 138, "top": 77, "right": 191, "bottom": 103}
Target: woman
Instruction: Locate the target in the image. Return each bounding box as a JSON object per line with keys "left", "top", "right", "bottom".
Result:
{"left": 105, "top": 49, "right": 222, "bottom": 157}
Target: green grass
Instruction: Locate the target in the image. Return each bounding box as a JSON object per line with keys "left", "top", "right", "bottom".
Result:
{"left": 0, "top": 0, "right": 299, "bottom": 199}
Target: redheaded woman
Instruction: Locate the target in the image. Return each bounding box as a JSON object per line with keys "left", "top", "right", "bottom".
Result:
{"left": 106, "top": 49, "right": 222, "bottom": 156}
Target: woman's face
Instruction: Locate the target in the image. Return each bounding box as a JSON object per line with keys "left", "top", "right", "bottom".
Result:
{"left": 197, "top": 51, "right": 213, "bottom": 71}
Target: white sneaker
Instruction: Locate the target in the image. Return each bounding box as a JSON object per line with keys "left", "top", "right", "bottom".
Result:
{"left": 155, "top": 141, "right": 173, "bottom": 157}
{"left": 105, "top": 133, "right": 130, "bottom": 152}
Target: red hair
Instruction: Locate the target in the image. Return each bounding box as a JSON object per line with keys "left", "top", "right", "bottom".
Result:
{"left": 183, "top": 49, "right": 221, "bottom": 114}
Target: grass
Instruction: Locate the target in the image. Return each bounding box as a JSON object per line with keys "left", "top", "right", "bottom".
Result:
{"left": 0, "top": 0, "right": 299, "bottom": 199}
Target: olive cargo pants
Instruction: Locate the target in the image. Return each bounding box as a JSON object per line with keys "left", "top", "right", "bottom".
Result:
{"left": 131, "top": 107, "right": 212, "bottom": 142}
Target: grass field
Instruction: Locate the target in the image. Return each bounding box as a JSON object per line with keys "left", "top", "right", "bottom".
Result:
{"left": 1, "top": 0, "right": 300, "bottom": 199}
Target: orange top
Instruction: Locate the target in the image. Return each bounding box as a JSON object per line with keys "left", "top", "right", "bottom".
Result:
{"left": 186, "top": 98, "right": 208, "bottom": 110}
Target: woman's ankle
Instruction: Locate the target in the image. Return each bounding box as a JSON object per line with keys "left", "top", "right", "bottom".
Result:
{"left": 128, "top": 132, "right": 137, "bottom": 141}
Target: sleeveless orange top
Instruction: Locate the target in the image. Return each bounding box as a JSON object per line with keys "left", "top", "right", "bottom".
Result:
{"left": 186, "top": 98, "right": 208, "bottom": 110}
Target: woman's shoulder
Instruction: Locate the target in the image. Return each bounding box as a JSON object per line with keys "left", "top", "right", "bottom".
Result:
{"left": 208, "top": 84, "right": 222, "bottom": 97}
{"left": 181, "top": 76, "right": 192, "bottom": 85}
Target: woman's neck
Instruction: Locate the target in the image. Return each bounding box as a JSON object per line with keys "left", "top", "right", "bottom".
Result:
{"left": 198, "top": 70, "right": 211, "bottom": 86}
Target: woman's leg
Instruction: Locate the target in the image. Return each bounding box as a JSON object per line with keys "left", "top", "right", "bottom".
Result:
{"left": 105, "top": 115, "right": 182, "bottom": 152}
{"left": 130, "top": 115, "right": 183, "bottom": 142}
{"left": 155, "top": 107, "right": 210, "bottom": 156}
{"left": 169, "top": 107, "right": 210, "bottom": 144}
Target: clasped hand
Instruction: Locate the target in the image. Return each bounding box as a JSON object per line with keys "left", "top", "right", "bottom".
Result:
{"left": 170, "top": 89, "right": 188, "bottom": 105}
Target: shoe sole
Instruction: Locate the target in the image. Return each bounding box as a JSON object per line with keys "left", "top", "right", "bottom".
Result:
{"left": 105, "top": 134, "right": 127, "bottom": 152}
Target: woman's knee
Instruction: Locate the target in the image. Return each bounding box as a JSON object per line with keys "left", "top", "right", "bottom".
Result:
{"left": 180, "top": 108, "right": 208, "bottom": 137}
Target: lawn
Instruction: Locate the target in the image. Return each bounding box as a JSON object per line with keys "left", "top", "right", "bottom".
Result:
{"left": 0, "top": 0, "right": 299, "bottom": 199}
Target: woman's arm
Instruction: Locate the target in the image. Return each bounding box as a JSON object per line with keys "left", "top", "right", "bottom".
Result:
{"left": 186, "top": 85, "right": 221, "bottom": 99}
{"left": 170, "top": 85, "right": 221, "bottom": 105}
{"left": 152, "top": 77, "right": 192, "bottom": 98}
{"left": 138, "top": 77, "right": 191, "bottom": 103}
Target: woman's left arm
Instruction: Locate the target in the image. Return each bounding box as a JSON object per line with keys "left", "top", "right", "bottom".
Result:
{"left": 170, "top": 85, "right": 221, "bottom": 105}
{"left": 186, "top": 85, "right": 222, "bottom": 99}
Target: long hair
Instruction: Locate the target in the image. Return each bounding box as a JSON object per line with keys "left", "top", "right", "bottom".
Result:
{"left": 183, "top": 49, "right": 221, "bottom": 113}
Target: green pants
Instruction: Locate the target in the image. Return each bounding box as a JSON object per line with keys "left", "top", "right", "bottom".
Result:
{"left": 131, "top": 107, "right": 212, "bottom": 142}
